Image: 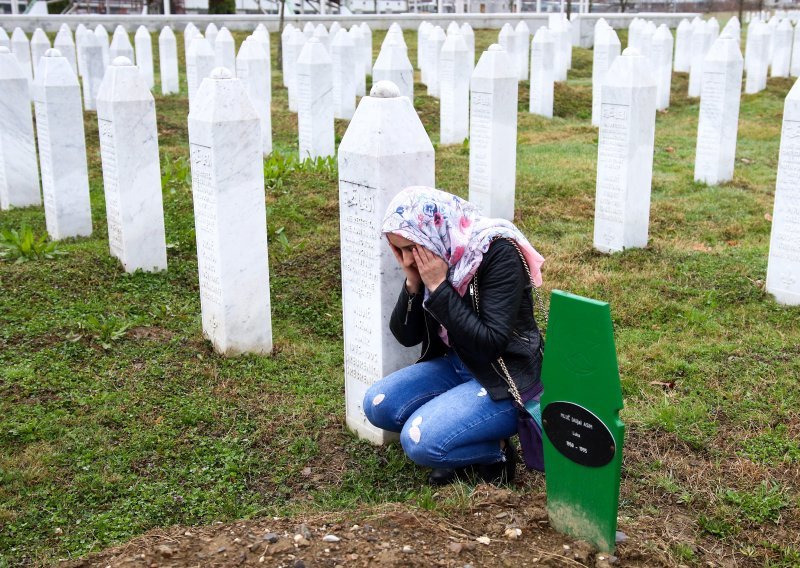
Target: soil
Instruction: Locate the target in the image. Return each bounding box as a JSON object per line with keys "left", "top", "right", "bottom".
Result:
{"left": 61, "top": 485, "right": 663, "bottom": 568}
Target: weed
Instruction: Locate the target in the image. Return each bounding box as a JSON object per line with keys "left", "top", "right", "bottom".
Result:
{"left": 72, "top": 314, "right": 138, "bottom": 349}
{"left": 697, "top": 514, "right": 737, "bottom": 538}
{"left": 722, "top": 481, "right": 790, "bottom": 524}
{"left": 670, "top": 542, "right": 696, "bottom": 562}
{"left": 0, "top": 226, "right": 66, "bottom": 263}
{"left": 161, "top": 153, "right": 192, "bottom": 194}
{"left": 738, "top": 424, "right": 800, "bottom": 466}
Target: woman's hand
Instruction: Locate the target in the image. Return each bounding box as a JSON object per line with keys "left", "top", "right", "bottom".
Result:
{"left": 388, "top": 241, "right": 423, "bottom": 294}
{"left": 413, "top": 246, "right": 448, "bottom": 293}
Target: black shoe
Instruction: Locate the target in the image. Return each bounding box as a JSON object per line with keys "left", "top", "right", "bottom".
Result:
{"left": 477, "top": 439, "right": 517, "bottom": 485}
{"left": 427, "top": 466, "right": 471, "bottom": 486}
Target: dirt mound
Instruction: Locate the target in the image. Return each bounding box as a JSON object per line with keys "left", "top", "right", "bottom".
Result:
{"left": 62, "top": 485, "right": 663, "bottom": 568}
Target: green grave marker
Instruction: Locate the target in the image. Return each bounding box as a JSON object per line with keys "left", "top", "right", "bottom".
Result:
{"left": 539, "top": 290, "right": 624, "bottom": 553}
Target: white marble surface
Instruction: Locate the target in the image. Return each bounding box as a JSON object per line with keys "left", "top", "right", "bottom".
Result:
{"left": 745, "top": 20, "right": 769, "bottom": 94}
{"left": 94, "top": 24, "right": 110, "bottom": 69}
{"left": 360, "top": 23, "right": 372, "bottom": 76}
{"left": 469, "top": 44, "right": 518, "bottom": 221}
{"left": 236, "top": 37, "right": 272, "bottom": 156}
{"left": 188, "top": 67, "right": 272, "bottom": 355}
{"left": 372, "top": 33, "right": 413, "bottom": 104}
{"left": 159, "top": 26, "right": 179, "bottom": 95}
{"left": 0, "top": 27, "right": 9, "bottom": 50}
{"left": 204, "top": 22, "right": 218, "bottom": 50}
{"left": 792, "top": 23, "right": 800, "bottom": 78}
{"left": 30, "top": 28, "right": 50, "bottom": 78}
{"left": 303, "top": 22, "right": 314, "bottom": 40}
{"left": 381, "top": 22, "right": 406, "bottom": 57}
{"left": 330, "top": 21, "right": 342, "bottom": 38}
{"left": 652, "top": 24, "right": 673, "bottom": 110}
{"left": 11, "top": 28, "right": 33, "bottom": 86}
{"left": 296, "top": 38, "right": 334, "bottom": 160}
{"left": 593, "top": 48, "right": 657, "bottom": 254}
{"left": 0, "top": 46, "right": 40, "bottom": 210}
{"left": 515, "top": 20, "right": 530, "bottom": 81}
{"left": 313, "top": 23, "right": 330, "bottom": 51}
{"left": 183, "top": 22, "right": 198, "bottom": 67}
{"left": 771, "top": 20, "right": 793, "bottom": 78}
{"left": 54, "top": 26, "right": 77, "bottom": 76}
{"left": 674, "top": 18, "right": 692, "bottom": 72}
{"left": 286, "top": 28, "right": 305, "bottom": 113}
{"left": 134, "top": 26, "right": 154, "bottom": 90}
{"left": 253, "top": 24, "right": 270, "bottom": 69}
{"left": 350, "top": 25, "right": 366, "bottom": 97}
{"left": 591, "top": 23, "right": 620, "bottom": 126}
{"left": 721, "top": 16, "right": 741, "bottom": 46}
{"left": 766, "top": 78, "right": 800, "bottom": 305}
{"left": 75, "top": 24, "right": 89, "bottom": 76}
{"left": 418, "top": 21, "right": 431, "bottom": 84}
{"left": 426, "top": 26, "right": 446, "bottom": 97}
{"left": 531, "top": 27, "right": 555, "bottom": 118}
{"left": 187, "top": 35, "right": 215, "bottom": 112}
{"left": 110, "top": 25, "right": 134, "bottom": 64}
{"left": 337, "top": 80, "right": 435, "bottom": 445}
{"left": 460, "top": 22, "right": 475, "bottom": 71}
{"left": 439, "top": 30, "right": 470, "bottom": 145}
{"left": 33, "top": 49, "right": 92, "bottom": 240}
{"left": 549, "top": 14, "right": 571, "bottom": 81}
{"left": 280, "top": 23, "right": 295, "bottom": 87}
{"left": 694, "top": 35, "right": 744, "bottom": 186}
{"left": 497, "top": 23, "right": 514, "bottom": 76}
{"left": 96, "top": 56, "right": 167, "bottom": 273}
{"left": 689, "top": 19, "right": 712, "bottom": 97}
{"left": 80, "top": 32, "right": 104, "bottom": 111}
{"left": 214, "top": 26, "right": 236, "bottom": 76}
{"left": 331, "top": 28, "right": 356, "bottom": 120}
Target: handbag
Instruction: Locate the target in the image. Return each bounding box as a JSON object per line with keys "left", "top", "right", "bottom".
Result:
{"left": 471, "top": 238, "right": 548, "bottom": 472}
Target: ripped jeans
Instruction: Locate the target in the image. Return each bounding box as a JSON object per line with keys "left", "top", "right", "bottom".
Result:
{"left": 362, "top": 349, "right": 518, "bottom": 469}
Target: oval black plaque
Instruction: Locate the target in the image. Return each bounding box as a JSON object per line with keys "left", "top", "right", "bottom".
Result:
{"left": 542, "top": 401, "right": 616, "bottom": 468}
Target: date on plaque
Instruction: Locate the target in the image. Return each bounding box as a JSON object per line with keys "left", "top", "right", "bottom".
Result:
{"left": 542, "top": 401, "right": 616, "bottom": 468}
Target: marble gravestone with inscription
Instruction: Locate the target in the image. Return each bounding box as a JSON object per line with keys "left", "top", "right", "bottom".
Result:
{"left": 439, "top": 31, "right": 470, "bottom": 145}
{"left": 205, "top": 23, "right": 218, "bottom": 50}
{"left": 236, "top": 37, "right": 272, "bottom": 156}
{"left": 313, "top": 24, "right": 330, "bottom": 51}
{"left": 303, "top": 22, "right": 314, "bottom": 40}
{"left": 54, "top": 25, "right": 77, "bottom": 76}
{"left": 95, "top": 24, "right": 110, "bottom": 69}
{"left": 591, "top": 23, "right": 620, "bottom": 126}
{"left": 694, "top": 34, "right": 743, "bottom": 186}
{"left": 75, "top": 24, "right": 89, "bottom": 76}
{"left": 338, "top": 80, "right": 435, "bottom": 444}
{"left": 134, "top": 26, "right": 155, "bottom": 90}
{"left": 286, "top": 28, "right": 306, "bottom": 113}
{"left": 360, "top": 23, "right": 372, "bottom": 76}
{"left": 296, "top": 38, "right": 334, "bottom": 160}
{"left": 188, "top": 67, "right": 272, "bottom": 355}
{"left": 253, "top": 24, "right": 270, "bottom": 66}
{"left": 515, "top": 21, "right": 530, "bottom": 81}
{"left": 214, "top": 26, "right": 236, "bottom": 75}
{"left": 771, "top": 20, "right": 793, "bottom": 78}
{"left": 0, "top": 46, "right": 40, "bottom": 210}
{"left": 652, "top": 24, "right": 673, "bottom": 111}
{"left": 530, "top": 27, "right": 555, "bottom": 118}
{"left": 80, "top": 32, "right": 104, "bottom": 111}
{"left": 688, "top": 19, "right": 712, "bottom": 97}
{"left": 418, "top": 21, "right": 431, "bottom": 82}
{"left": 792, "top": 23, "right": 800, "bottom": 78}
{"left": 766, "top": 78, "right": 800, "bottom": 305}
{"left": 184, "top": 23, "right": 199, "bottom": 65}
{"left": 11, "top": 28, "right": 33, "bottom": 86}
{"left": 461, "top": 23, "right": 475, "bottom": 72}
{"left": 593, "top": 48, "right": 657, "bottom": 254}
{"left": 110, "top": 25, "right": 134, "bottom": 64}
{"left": 426, "top": 26, "right": 446, "bottom": 98}
{"left": 159, "top": 26, "right": 180, "bottom": 95}
{"left": 350, "top": 25, "right": 366, "bottom": 97}
{"left": 331, "top": 29, "right": 357, "bottom": 120}
{"left": 469, "top": 45, "right": 518, "bottom": 221}
{"left": 30, "top": 28, "right": 50, "bottom": 77}
{"left": 497, "top": 24, "right": 514, "bottom": 75}
{"left": 745, "top": 20, "right": 769, "bottom": 94}
{"left": 280, "top": 23, "right": 295, "bottom": 87}
{"left": 96, "top": 57, "right": 167, "bottom": 273}
{"left": 33, "top": 49, "right": 92, "bottom": 240}
{"left": 674, "top": 19, "right": 692, "bottom": 72}
{"left": 372, "top": 34, "right": 413, "bottom": 104}
{"left": 187, "top": 35, "right": 215, "bottom": 112}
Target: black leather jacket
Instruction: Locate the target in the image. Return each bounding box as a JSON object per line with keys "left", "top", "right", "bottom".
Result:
{"left": 389, "top": 239, "right": 543, "bottom": 401}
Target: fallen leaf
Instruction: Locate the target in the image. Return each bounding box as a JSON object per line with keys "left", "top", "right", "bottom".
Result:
{"left": 765, "top": 213, "right": 773, "bottom": 221}
{"left": 741, "top": 157, "right": 753, "bottom": 164}
{"left": 665, "top": 146, "right": 675, "bottom": 153}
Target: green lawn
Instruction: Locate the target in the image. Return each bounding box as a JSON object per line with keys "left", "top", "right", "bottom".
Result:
{"left": 0, "top": 26, "right": 798, "bottom": 566}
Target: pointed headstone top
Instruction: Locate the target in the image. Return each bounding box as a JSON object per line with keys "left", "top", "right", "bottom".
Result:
{"left": 333, "top": 28, "right": 354, "bottom": 47}
{"left": 677, "top": 18, "right": 690, "bottom": 30}
{"left": 135, "top": 25, "right": 149, "bottom": 38}
{"left": 516, "top": 20, "right": 530, "bottom": 33}
{"left": 370, "top": 80, "right": 400, "bottom": 98}
{"left": 217, "top": 26, "right": 233, "bottom": 41}
{"left": 12, "top": 28, "right": 27, "bottom": 41}
{"left": 606, "top": 47, "right": 656, "bottom": 88}
{"left": 389, "top": 22, "right": 401, "bottom": 33}
{"left": 430, "top": 26, "right": 445, "bottom": 40}
{"left": 35, "top": 49, "right": 79, "bottom": 88}
{"left": 706, "top": 33, "right": 743, "bottom": 62}
{"left": 206, "top": 23, "right": 218, "bottom": 33}
{"left": 112, "top": 55, "right": 133, "bottom": 66}
{"left": 44, "top": 48, "right": 62, "bottom": 57}
{"left": 473, "top": 43, "right": 516, "bottom": 80}
{"left": 32, "top": 28, "right": 49, "bottom": 43}
{"left": 160, "top": 26, "right": 175, "bottom": 39}
{"left": 447, "top": 21, "right": 460, "bottom": 36}
{"left": 534, "top": 26, "right": 554, "bottom": 42}
{"left": 59, "top": 23, "right": 70, "bottom": 33}
{"left": 298, "top": 37, "right": 331, "bottom": 65}
{"left": 499, "top": 23, "right": 514, "bottom": 37}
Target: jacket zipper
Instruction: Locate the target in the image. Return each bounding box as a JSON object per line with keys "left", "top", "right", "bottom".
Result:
{"left": 404, "top": 294, "right": 414, "bottom": 325}
{"left": 416, "top": 314, "right": 432, "bottom": 363}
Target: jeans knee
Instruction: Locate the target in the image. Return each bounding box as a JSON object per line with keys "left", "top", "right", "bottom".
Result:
{"left": 363, "top": 383, "right": 400, "bottom": 432}
{"left": 400, "top": 419, "right": 445, "bottom": 468}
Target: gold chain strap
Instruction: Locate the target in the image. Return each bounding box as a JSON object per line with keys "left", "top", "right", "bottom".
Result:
{"left": 500, "top": 238, "right": 548, "bottom": 327}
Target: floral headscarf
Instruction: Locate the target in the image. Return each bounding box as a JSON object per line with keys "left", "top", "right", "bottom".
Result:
{"left": 381, "top": 186, "right": 545, "bottom": 296}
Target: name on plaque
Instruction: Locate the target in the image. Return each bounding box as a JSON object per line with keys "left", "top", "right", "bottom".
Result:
{"left": 542, "top": 401, "right": 616, "bottom": 467}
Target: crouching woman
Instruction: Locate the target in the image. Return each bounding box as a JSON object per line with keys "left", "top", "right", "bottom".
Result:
{"left": 363, "top": 186, "right": 546, "bottom": 486}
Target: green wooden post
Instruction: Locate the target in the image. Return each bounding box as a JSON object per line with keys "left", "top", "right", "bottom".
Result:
{"left": 539, "top": 290, "right": 624, "bottom": 553}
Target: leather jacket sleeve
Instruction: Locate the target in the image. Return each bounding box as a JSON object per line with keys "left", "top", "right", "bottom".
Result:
{"left": 389, "top": 281, "right": 426, "bottom": 347}
{"left": 424, "top": 240, "right": 528, "bottom": 363}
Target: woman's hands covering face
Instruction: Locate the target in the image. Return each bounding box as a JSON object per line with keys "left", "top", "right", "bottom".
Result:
{"left": 413, "top": 246, "right": 448, "bottom": 294}
{"left": 388, "top": 241, "right": 423, "bottom": 294}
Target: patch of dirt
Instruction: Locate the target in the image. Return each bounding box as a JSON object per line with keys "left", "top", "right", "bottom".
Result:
{"left": 62, "top": 485, "right": 663, "bottom": 568}
{"left": 128, "top": 326, "right": 176, "bottom": 342}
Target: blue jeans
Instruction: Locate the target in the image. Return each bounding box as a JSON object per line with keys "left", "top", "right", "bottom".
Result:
{"left": 363, "top": 350, "right": 517, "bottom": 469}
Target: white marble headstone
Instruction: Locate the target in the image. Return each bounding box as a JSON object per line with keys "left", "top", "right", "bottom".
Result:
{"left": 10, "top": 28, "right": 33, "bottom": 86}
{"left": 314, "top": 24, "right": 330, "bottom": 51}
{"left": 0, "top": 46, "right": 40, "bottom": 210}
{"left": 515, "top": 21, "right": 531, "bottom": 81}
{"left": 745, "top": 20, "right": 770, "bottom": 94}
{"left": 0, "top": 27, "right": 9, "bottom": 50}
{"left": 439, "top": 31, "right": 470, "bottom": 145}
{"left": 96, "top": 56, "right": 167, "bottom": 273}
{"left": 530, "top": 27, "right": 555, "bottom": 118}
{"left": 187, "top": 35, "right": 215, "bottom": 112}
{"left": 296, "top": 38, "right": 334, "bottom": 160}
{"left": 350, "top": 25, "right": 366, "bottom": 97}
{"left": 214, "top": 26, "right": 236, "bottom": 75}
{"left": 280, "top": 23, "right": 295, "bottom": 87}
{"left": 766, "top": 78, "right": 800, "bottom": 305}
{"left": 360, "top": 23, "right": 372, "bottom": 76}
{"left": 94, "top": 24, "right": 110, "bottom": 69}
{"left": 338, "top": 79, "right": 435, "bottom": 445}
{"left": 75, "top": 24, "right": 90, "bottom": 77}
{"left": 134, "top": 26, "right": 154, "bottom": 90}
{"left": 159, "top": 26, "right": 180, "bottom": 94}
{"left": 460, "top": 23, "right": 475, "bottom": 72}
{"left": 652, "top": 24, "right": 673, "bottom": 111}
{"left": 30, "top": 28, "right": 50, "bottom": 78}
{"left": 771, "top": 20, "right": 793, "bottom": 78}
{"left": 331, "top": 28, "right": 357, "bottom": 120}
{"left": 593, "top": 48, "right": 657, "bottom": 254}
{"left": 236, "top": 37, "right": 272, "bottom": 156}
{"left": 469, "top": 45, "right": 518, "bottom": 221}
{"left": 591, "top": 24, "right": 620, "bottom": 126}
{"left": 674, "top": 19, "right": 692, "bottom": 72}
{"left": 286, "top": 28, "right": 306, "bottom": 113}
{"left": 426, "top": 26, "right": 446, "bottom": 98}
{"left": 110, "top": 25, "right": 134, "bottom": 64}
{"left": 54, "top": 25, "right": 77, "bottom": 76}
{"left": 183, "top": 22, "right": 198, "bottom": 64}
{"left": 188, "top": 67, "right": 272, "bottom": 355}
{"left": 80, "top": 32, "right": 105, "bottom": 111}
{"left": 688, "top": 19, "right": 712, "bottom": 97}
{"left": 372, "top": 34, "right": 413, "bottom": 104}
{"left": 205, "top": 23, "right": 218, "bottom": 50}
{"left": 694, "top": 34, "right": 744, "bottom": 186}
{"left": 792, "top": 23, "right": 800, "bottom": 78}
{"left": 33, "top": 49, "right": 92, "bottom": 240}
{"left": 303, "top": 22, "right": 315, "bottom": 40}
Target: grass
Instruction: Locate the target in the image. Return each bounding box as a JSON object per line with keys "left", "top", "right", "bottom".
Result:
{"left": 0, "top": 26, "right": 799, "bottom": 566}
